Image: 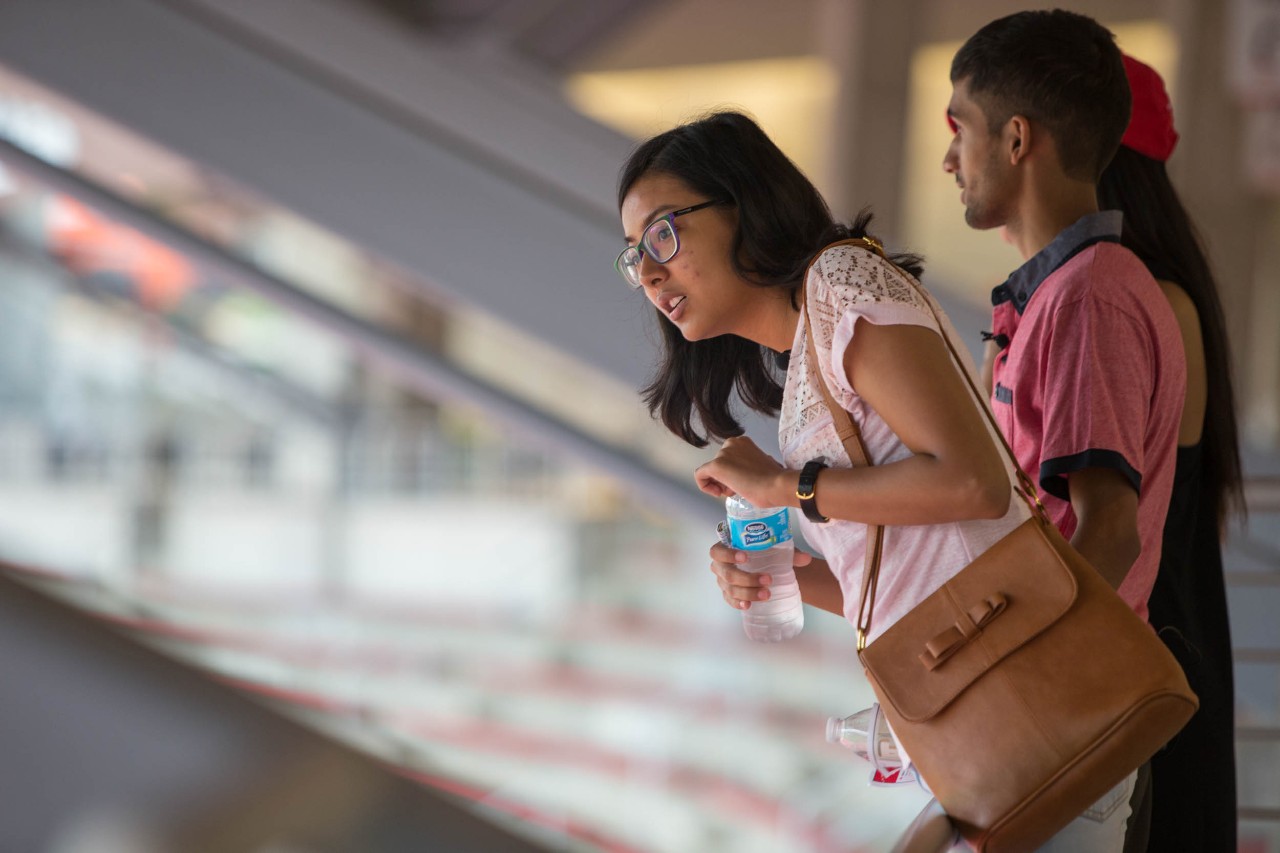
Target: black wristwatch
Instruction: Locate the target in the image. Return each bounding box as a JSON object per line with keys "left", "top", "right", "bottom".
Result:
{"left": 797, "top": 458, "right": 830, "bottom": 523}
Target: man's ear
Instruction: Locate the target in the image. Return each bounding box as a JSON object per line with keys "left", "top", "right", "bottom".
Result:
{"left": 1006, "top": 115, "right": 1031, "bottom": 165}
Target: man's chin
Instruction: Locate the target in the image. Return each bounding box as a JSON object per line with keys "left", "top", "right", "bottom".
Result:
{"left": 963, "top": 207, "right": 1002, "bottom": 231}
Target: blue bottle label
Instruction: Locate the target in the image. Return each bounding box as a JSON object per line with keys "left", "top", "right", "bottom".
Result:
{"left": 727, "top": 507, "right": 792, "bottom": 551}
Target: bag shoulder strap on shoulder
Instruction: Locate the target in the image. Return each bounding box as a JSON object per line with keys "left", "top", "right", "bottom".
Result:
{"left": 798, "top": 236, "right": 1048, "bottom": 649}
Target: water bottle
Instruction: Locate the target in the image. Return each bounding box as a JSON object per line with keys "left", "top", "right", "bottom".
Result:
{"left": 826, "top": 704, "right": 901, "bottom": 767}
{"left": 827, "top": 703, "right": 924, "bottom": 788}
{"left": 724, "top": 495, "right": 804, "bottom": 642}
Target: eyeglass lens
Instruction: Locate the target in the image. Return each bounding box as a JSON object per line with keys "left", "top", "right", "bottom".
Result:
{"left": 618, "top": 217, "right": 679, "bottom": 287}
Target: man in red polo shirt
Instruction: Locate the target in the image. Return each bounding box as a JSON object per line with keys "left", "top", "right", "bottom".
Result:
{"left": 945, "top": 10, "right": 1183, "bottom": 618}
{"left": 945, "top": 11, "right": 1185, "bottom": 850}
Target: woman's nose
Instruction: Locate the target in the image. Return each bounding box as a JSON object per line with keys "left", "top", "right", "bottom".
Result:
{"left": 637, "top": 251, "right": 665, "bottom": 290}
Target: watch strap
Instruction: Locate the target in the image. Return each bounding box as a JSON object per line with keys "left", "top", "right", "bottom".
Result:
{"left": 797, "top": 459, "right": 830, "bottom": 523}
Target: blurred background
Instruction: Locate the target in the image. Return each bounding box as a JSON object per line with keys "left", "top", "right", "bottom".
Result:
{"left": 0, "top": 0, "right": 1277, "bottom": 850}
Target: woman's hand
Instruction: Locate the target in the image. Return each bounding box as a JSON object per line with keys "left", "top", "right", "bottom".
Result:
{"left": 694, "top": 436, "right": 794, "bottom": 508}
{"left": 710, "top": 540, "right": 813, "bottom": 610}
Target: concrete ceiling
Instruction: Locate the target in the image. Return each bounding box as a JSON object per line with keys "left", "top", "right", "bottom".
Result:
{"left": 358, "top": 0, "right": 667, "bottom": 68}
{"left": 361, "top": 0, "right": 1155, "bottom": 73}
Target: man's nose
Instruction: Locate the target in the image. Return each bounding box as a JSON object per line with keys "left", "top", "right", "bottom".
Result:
{"left": 942, "top": 140, "right": 958, "bottom": 173}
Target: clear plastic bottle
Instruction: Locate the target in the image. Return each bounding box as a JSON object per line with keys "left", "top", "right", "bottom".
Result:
{"left": 724, "top": 495, "right": 804, "bottom": 642}
{"left": 826, "top": 704, "right": 901, "bottom": 768}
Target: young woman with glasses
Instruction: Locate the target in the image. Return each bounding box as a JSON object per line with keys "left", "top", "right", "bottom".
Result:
{"left": 617, "top": 107, "right": 1027, "bottom": 625}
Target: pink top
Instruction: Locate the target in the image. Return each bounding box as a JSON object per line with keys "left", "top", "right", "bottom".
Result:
{"left": 988, "top": 212, "right": 1185, "bottom": 622}
{"left": 780, "top": 244, "right": 1030, "bottom": 643}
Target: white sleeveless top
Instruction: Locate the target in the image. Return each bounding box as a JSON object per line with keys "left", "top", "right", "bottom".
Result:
{"left": 780, "top": 244, "right": 1030, "bottom": 643}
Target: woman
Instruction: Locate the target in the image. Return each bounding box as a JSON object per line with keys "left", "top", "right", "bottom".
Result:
{"left": 618, "top": 110, "right": 1133, "bottom": 850}
{"left": 1097, "top": 55, "right": 1243, "bottom": 853}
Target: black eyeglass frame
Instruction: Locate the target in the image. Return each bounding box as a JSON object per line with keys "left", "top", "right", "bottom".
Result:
{"left": 614, "top": 199, "right": 724, "bottom": 289}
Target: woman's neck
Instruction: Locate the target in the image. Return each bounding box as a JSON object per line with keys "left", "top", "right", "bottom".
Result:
{"left": 742, "top": 288, "right": 801, "bottom": 353}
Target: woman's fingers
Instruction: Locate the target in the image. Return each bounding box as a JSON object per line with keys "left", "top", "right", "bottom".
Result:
{"left": 716, "top": 578, "right": 772, "bottom": 609}
{"left": 696, "top": 476, "right": 733, "bottom": 497}
{"left": 709, "top": 541, "right": 745, "bottom": 564}
{"left": 695, "top": 436, "right": 792, "bottom": 508}
{"left": 709, "top": 541, "right": 773, "bottom": 610}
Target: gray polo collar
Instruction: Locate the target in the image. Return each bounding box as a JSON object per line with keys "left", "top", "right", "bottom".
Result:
{"left": 992, "top": 210, "right": 1124, "bottom": 314}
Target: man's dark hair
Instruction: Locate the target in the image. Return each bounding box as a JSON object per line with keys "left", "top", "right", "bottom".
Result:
{"left": 617, "top": 111, "right": 922, "bottom": 447}
{"left": 951, "top": 9, "right": 1131, "bottom": 182}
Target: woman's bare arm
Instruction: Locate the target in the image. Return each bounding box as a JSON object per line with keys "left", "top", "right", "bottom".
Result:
{"left": 695, "top": 319, "right": 1011, "bottom": 526}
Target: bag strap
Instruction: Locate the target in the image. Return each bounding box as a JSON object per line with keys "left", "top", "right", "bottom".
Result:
{"left": 797, "top": 237, "right": 1048, "bottom": 649}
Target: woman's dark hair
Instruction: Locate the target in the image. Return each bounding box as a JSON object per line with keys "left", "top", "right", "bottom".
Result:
{"left": 951, "top": 10, "right": 1130, "bottom": 182}
{"left": 617, "top": 110, "right": 923, "bottom": 447}
{"left": 1098, "top": 145, "right": 1244, "bottom": 527}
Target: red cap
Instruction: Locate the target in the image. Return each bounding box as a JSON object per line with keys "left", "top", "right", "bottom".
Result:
{"left": 1121, "top": 54, "right": 1178, "bottom": 162}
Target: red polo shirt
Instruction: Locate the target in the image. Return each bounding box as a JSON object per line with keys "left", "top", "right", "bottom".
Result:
{"left": 989, "top": 211, "right": 1185, "bottom": 622}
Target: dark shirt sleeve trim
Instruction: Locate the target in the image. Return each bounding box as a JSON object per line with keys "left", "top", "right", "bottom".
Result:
{"left": 1039, "top": 449, "right": 1141, "bottom": 502}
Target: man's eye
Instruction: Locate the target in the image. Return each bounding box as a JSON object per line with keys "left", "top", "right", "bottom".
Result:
{"left": 946, "top": 114, "right": 959, "bottom": 135}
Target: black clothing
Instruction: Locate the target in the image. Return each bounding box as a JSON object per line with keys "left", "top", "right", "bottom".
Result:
{"left": 1146, "top": 443, "right": 1237, "bottom": 852}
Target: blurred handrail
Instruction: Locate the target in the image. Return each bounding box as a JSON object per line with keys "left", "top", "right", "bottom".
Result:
{"left": 0, "top": 226, "right": 344, "bottom": 428}
{"left": 0, "top": 137, "right": 720, "bottom": 525}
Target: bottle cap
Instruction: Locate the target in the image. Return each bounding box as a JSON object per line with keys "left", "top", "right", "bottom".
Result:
{"left": 715, "top": 520, "right": 731, "bottom": 547}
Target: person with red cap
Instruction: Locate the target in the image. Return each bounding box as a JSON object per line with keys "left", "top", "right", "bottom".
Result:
{"left": 945, "top": 11, "right": 1187, "bottom": 849}
{"left": 1098, "top": 53, "right": 1242, "bottom": 853}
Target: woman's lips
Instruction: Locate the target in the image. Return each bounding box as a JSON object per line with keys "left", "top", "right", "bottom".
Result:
{"left": 667, "top": 295, "right": 687, "bottom": 321}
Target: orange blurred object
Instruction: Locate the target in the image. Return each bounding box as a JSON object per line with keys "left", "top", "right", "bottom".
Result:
{"left": 45, "top": 195, "right": 194, "bottom": 311}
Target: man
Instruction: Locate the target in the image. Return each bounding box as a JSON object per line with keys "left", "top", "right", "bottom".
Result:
{"left": 946, "top": 10, "right": 1186, "bottom": 850}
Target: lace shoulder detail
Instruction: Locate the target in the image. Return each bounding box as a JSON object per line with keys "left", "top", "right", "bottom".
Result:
{"left": 806, "top": 244, "right": 932, "bottom": 356}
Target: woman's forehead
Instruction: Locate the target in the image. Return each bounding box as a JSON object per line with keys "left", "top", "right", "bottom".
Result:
{"left": 621, "top": 174, "right": 697, "bottom": 236}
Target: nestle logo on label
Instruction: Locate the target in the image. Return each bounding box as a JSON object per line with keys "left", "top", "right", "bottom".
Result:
{"left": 743, "top": 521, "right": 773, "bottom": 546}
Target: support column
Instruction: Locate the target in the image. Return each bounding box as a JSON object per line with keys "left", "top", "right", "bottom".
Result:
{"left": 817, "top": 0, "right": 922, "bottom": 243}
{"left": 1245, "top": 203, "right": 1280, "bottom": 448}
{"left": 1164, "top": 0, "right": 1280, "bottom": 451}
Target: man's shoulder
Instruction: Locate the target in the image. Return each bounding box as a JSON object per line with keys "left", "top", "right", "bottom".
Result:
{"left": 1035, "top": 241, "right": 1162, "bottom": 313}
{"left": 1046, "top": 239, "right": 1151, "bottom": 285}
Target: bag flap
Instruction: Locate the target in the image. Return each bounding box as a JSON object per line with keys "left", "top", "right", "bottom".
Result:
{"left": 859, "top": 518, "right": 1079, "bottom": 722}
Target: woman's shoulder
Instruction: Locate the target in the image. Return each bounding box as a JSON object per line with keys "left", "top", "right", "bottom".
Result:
{"left": 1154, "top": 279, "right": 1202, "bottom": 335}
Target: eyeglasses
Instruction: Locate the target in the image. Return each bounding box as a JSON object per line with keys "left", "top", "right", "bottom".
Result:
{"left": 615, "top": 200, "right": 722, "bottom": 289}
